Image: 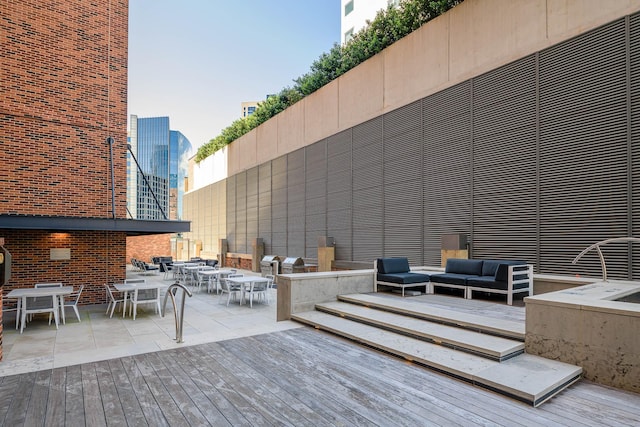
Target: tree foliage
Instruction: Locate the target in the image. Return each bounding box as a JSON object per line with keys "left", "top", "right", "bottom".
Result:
{"left": 195, "top": 0, "right": 463, "bottom": 163}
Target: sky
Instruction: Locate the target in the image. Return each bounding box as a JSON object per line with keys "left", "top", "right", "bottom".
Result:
{"left": 128, "top": 0, "right": 342, "bottom": 154}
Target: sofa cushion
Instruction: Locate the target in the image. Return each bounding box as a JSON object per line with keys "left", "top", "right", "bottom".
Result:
{"left": 481, "top": 260, "right": 503, "bottom": 277}
{"left": 445, "top": 259, "right": 484, "bottom": 276}
{"left": 429, "top": 273, "right": 469, "bottom": 286}
{"left": 377, "top": 257, "right": 411, "bottom": 274}
{"left": 377, "top": 272, "right": 430, "bottom": 285}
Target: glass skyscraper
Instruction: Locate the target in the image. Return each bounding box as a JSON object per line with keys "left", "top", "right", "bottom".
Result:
{"left": 127, "top": 115, "right": 192, "bottom": 220}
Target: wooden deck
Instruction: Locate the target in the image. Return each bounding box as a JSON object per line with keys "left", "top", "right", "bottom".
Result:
{"left": 0, "top": 327, "right": 638, "bottom": 426}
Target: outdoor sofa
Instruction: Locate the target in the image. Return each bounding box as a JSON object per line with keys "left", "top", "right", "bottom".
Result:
{"left": 374, "top": 257, "right": 431, "bottom": 297}
{"left": 429, "top": 258, "right": 533, "bottom": 305}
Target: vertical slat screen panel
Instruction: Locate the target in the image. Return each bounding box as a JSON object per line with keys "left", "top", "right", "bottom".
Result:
{"left": 235, "top": 171, "right": 247, "bottom": 254}
{"left": 258, "top": 162, "right": 272, "bottom": 255}
{"left": 383, "top": 101, "right": 423, "bottom": 264}
{"left": 271, "top": 155, "right": 288, "bottom": 256}
{"left": 305, "top": 141, "right": 327, "bottom": 258}
{"left": 327, "top": 130, "right": 353, "bottom": 261}
{"left": 287, "top": 149, "right": 306, "bottom": 256}
{"left": 631, "top": 13, "right": 640, "bottom": 280}
{"left": 246, "top": 167, "right": 258, "bottom": 250}
{"left": 225, "top": 175, "right": 236, "bottom": 253}
{"left": 352, "top": 118, "right": 383, "bottom": 262}
{"left": 539, "top": 19, "right": 629, "bottom": 278}
{"left": 423, "top": 82, "right": 472, "bottom": 266}
{"left": 472, "top": 56, "right": 538, "bottom": 265}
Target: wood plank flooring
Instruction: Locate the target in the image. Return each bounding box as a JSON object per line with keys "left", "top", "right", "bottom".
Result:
{"left": 0, "top": 327, "right": 638, "bottom": 426}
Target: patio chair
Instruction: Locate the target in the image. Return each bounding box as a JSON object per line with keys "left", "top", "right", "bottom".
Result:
{"left": 129, "top": 286, "right": 161, "bottom": 320}
{"left": 105, "top": 284, "right": 125, "bottom": 318}
{"left": 31, "top": 282, "right": 63, "bottom": 324}
{"left": 161, "top": 262, "right": 174, "bottom": 280}
{"left": 62, "top": 285, "right": 84, "bottom": 323}
{"left": 265, "top": 274, "right": 276, "bottom": 304}
{"left": 243, "top": 278, "right": 268, "bottom": 308}
{"left": 21, "top": 293, "right": 59, "bottom": 333}
{"left": 219, "top": 274, "right": 243, "bottom": 306}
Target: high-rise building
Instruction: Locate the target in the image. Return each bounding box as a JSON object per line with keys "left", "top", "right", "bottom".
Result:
{"left": 241, "top": 101, "right": 259, "bottom": 118}
{"left": 341, "top": 0, "right": 399, "bottom": 44}
{"left": 128, "top": 115, "right": 192, "bottom": 221}
{"left": 169, "top": 130, "right": 191, "bottom": 220}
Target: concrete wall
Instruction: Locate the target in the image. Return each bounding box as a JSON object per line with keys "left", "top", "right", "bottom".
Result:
{"left": 220, "top": 0, "right": 640, "bottom": 177}
{"left": 276, "top": 270, "right": 375, "bottom": 320}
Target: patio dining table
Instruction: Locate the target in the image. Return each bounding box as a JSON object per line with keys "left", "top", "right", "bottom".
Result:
{"left": 6, "top": 286, "right": 74, "bottom": 332}
{"left": 198, "top": 269, "right": 238, "bottom": 293}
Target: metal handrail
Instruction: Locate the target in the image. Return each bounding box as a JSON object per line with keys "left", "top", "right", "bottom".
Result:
{"left": 571, "top": 237, "right": 640, "bottom": 281}
{"left": 162, "top": 281, "right": 192, "bottom": 343}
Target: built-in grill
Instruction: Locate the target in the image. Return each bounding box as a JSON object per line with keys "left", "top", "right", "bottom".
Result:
{"left": 281, "top": 257, "right": 305, "bottom": 274}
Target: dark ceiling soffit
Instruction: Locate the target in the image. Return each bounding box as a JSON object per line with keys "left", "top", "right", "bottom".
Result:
{"left": 0, "top": 216, "right": 190, "bottom": 235}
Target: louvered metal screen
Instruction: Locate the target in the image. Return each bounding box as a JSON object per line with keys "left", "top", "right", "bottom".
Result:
{"left": 287, "top": 149, "right": 305, "bottom": 257}
{"left": 423, "top": 81, "right": 472, "bottom": 266}
{"left": 258, "top": 162, "right": 272, "bottom": 255}
{"left": 327, "top": 130, "right": 353, "bottom": 261}
{"left": 225, "top": 175, "right": 236, "bottom": 252}
{"left": 352, "top": 117, "right": 383, "bottom": 262}
{"left": 235, "top": 171, "right": 247, "bottom": 254}
{"left": 305, "top": 140, "right": 327, "bottom": 258}
{"left": 472, "top": 56, "right": 538, "bottom": 266}
{"left": 271, "top": 156, "right": 287, "bottom": 256}
{"left": 383, "top": 100, "right": 423, "bottom": 264}
{"left": 630, "top": 14, "right": 640, "bottom": 280}
{"left": 246, "top": 167, "right": 258, "bottom": 252}
{"left": 539, "top": 19, "right": 629, "bottom": 278}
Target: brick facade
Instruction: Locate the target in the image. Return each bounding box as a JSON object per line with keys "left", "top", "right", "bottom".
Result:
{"left": 0, "top": 0, "right": 129, "bottom": 360}
{"left": 126, "top": 234, "right": 172, "bottom": 265}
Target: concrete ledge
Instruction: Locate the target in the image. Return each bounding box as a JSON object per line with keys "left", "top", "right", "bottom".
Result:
{"left": 276, "top": 270, "right": 374, "bottom": 321}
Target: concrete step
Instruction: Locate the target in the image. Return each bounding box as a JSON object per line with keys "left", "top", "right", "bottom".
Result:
{"left": 292, "top": 310, "right": 582, "bottom": 407}
{"left": 315, "top": 301, "right": 524, "bottom": 361}
{"left": 338, "top": 293, "right": 525, "bottom": 340}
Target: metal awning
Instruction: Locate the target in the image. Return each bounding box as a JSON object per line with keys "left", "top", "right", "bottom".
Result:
{"left": 0, "top": 214, "right": 190, "bottom": 236}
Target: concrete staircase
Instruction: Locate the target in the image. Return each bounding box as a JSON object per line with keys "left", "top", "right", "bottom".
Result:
{"left": 291, "top": 293, "right": 582, "bottom": 407}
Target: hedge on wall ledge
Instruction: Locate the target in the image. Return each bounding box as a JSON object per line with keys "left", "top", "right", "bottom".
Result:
{"left": 195, "top": 0, "right": 464, "bottom": 163}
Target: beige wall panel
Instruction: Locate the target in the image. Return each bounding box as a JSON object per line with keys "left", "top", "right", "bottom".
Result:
{"left": 228, "top": 130, "right": 257, "bottom": 176}
{"left": 256, "top": 119, "right": 278, "bottom": 165}
{"left": 277, "top": 101, "right": 305, "bottom": 155}
{"left": 449, "top": 0, "right": 547, "bottom": 82}
{"left": 547, "top": 0, "right": 640, "bottom": 41}
{"left": 338, "top": 54, "right": 384, "bottom": 130}
{"left": 304, "top": 80, "right": 339, "bottom": 145}
{"left": 384, "top": 13, "right": 450, "bottom": 109}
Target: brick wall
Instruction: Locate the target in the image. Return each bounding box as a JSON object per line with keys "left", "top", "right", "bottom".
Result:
{"left": 0, "top": 0, "right": 129, "bottom": 361}
{"left": 0, "top": 0, "right": 129, "bottom": 218}
{"left": 127, "top": 234, "right": 172, "bottom": 265}
{"left": 1, "top": 230, "right": 126, "bottom": 307}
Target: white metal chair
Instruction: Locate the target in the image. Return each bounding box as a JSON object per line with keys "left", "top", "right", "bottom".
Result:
{"left": 265, "top": 274, "right": 276, "bottom": 305}
{"left": 21, "top": 292, "right": 59, "bottom": 333}
{"left": 31, "top": 282, "right": 63, "bottom": 324}
{"left": 219, "top": 274, "right": 243, "bottom": 306}
{"left": 161, "top": 262, "right": 174, "bottom": 280}
{"left": 124, "top": 279, "right": 160, "bottom": 320}
{"left": 243, "top": 278, "right": 268, "bottom": 308}
{"left": 105, "top": 284, "right": 125, "bottom": 318}
{"left": 63, "top": 285, "right": 84, "bottom": 323}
